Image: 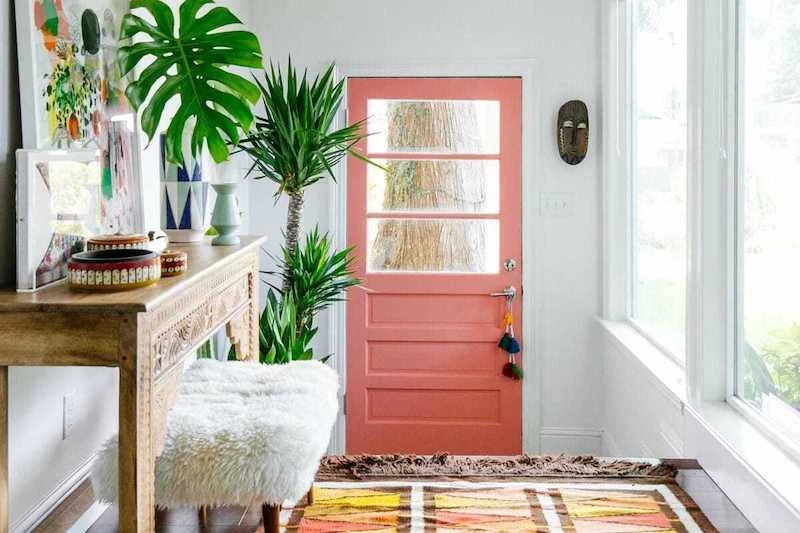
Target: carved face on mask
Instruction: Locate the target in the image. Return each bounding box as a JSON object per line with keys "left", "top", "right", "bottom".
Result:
{"left": 557, "top": 100, "right": 589, "bottom": 165}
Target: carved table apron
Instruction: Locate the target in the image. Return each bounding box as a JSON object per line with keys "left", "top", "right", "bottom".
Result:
{"left": 0, "top": 236, "right": 264, "bottom": 532}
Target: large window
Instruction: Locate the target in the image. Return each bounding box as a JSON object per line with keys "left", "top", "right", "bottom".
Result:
{"left": 631, "top": 0, "right": 688, "bottom": 358}
{"left": 737, "top": 0, "right": 800, "bottom": 447}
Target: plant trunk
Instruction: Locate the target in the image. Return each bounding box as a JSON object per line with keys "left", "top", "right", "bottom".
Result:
{"left": 282, "top": 190, "right": 305, "bottom": 295}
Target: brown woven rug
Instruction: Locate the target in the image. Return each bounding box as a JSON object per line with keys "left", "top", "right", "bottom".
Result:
{"left": 319, "top": 453, "right": 677, "bottom": 480}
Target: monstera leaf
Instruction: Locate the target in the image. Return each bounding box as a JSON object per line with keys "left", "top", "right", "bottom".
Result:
{"left": 118, "top": 0, "right": 263, "bottom": 164}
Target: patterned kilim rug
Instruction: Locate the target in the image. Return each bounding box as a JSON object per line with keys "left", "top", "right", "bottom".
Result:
{"left": 284, "top": 455, "right": 717, "bottom": 532}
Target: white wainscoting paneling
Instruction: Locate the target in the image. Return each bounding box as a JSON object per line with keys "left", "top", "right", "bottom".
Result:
{"left": 540, "top": 427, "right": 603, "bottom": 455}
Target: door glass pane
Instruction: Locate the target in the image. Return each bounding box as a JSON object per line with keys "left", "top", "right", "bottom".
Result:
{"left": 368, "top": 160, "right": 500, "bottom": 214}
{"left": 632, "top": 0, "right": 688, "bottom": 357}
{"left": 367, "top": 218, "right": 499, "bottom": 273}
{"left": 738, "top": 0, "right": 800, "bottom": 445}
{"left": 367, "top": 100, "right": 500, "bottom": 154}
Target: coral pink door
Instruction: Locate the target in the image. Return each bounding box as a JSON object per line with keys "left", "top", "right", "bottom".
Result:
{"left": 346, "top": 77, "right": 522, "bottom": 454}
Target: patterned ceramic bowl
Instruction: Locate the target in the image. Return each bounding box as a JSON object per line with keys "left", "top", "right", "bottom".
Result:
{"left": 86, "top": 233, "right": 149, "bottom": 251}
{"left": 160, "top": 249, "right": 188, "bottom": 277}
{"left": 68, "top": 249, "right": 161, "bottom": 292}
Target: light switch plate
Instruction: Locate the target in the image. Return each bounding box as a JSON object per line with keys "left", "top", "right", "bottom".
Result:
{"left": 63, "top": 392, "right": 76, "bottom": 440}
{"left": 540, "top": 192, "right": 574, "bottom": 217}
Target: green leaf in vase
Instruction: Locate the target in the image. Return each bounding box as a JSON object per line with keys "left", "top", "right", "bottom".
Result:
{"left": 118, "top": 0, "right": 263, "bottom": 165}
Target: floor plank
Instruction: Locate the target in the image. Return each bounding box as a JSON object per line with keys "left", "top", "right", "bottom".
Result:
{"left": 33, "top": 479, "right": 95, "bottom": 533}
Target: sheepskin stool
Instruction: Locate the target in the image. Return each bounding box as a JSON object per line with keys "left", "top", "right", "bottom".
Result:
{"left": 91, "top": 359, "right": 339, "bottom": 532}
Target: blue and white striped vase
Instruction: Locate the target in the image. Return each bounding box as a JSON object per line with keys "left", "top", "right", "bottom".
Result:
{"left": 159, "top": 134, "right": 210, "bottom": 243}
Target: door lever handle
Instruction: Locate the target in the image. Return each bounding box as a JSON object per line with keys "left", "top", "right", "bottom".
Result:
{"left": 490, "top": 286, "right": 517, "bottom": 300}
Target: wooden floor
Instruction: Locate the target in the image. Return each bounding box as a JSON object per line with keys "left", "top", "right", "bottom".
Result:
{"left": 46, "top": 464, "right": 756, "bottom": 532}
{"left": 87, "top": 505, "right": 268, "bottom": 533}
{"left": 676, "top": 469, "right": 757, "bottom": 532}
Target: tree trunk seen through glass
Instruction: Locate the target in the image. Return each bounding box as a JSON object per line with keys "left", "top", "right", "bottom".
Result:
{"left": 370, "top": 101, "right": 489, "bottom": 272}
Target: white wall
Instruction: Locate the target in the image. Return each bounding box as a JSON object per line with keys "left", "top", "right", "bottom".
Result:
{"left": 2, "top": 0, "right": 120, "bottom": 525}
{"left": 600, "top": 328, "right": 685, "bottom": 459}
{"left": 246, "top": 0, "right": 605, "bottom": 453}
{"left": 2, "top": 0, "right": 250, "bottom": 528}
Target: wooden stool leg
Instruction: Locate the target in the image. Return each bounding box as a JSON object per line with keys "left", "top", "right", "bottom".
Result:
{"left": 262, "top": 503, "right": 281, "bottom": 533}
{"left": 198, "top": 505, "right": 208, "bottom": 529}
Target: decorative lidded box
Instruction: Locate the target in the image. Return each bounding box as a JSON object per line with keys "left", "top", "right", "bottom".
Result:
{"left": 160, "top": 250, "right": 188, "bottom": 277}
{"left": 86, "top": 233, "right": 150, "bottom": 251}
{"left": 68, "top": 249, "right": 161, "bottom": 291}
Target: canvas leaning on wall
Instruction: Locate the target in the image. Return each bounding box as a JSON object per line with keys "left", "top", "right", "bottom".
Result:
{"left": 15, "top": 149, "right": 145, "bottom": 291}
{"left": 14, "top": 0, "right": 146, "bottom": 230}
{"left": 16, "top": 149, "right": 99, "bottom": 291}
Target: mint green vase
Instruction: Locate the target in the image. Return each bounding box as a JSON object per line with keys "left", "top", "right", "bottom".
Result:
{"left": 210, "top": 183, "right": 242, "bottom": 246}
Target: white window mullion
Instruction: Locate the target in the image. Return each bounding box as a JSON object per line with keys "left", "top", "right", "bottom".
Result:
{"left": 602, "top": 0, "right": 634, "bottom": 322}
{"left": 685, "top": 0, "right": 704, "bottom": 405}
{"left": 686, "top": 0, "right": 738, "bottom": 406}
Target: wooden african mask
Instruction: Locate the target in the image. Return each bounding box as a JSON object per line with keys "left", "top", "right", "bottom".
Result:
{"left": 557, "top": 100, "right": 589, "bottom": 165}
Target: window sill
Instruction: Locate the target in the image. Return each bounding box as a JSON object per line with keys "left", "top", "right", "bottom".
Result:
{"left": 688, "top": 401, "right": 800, "bottom": 517}
{"left": 597, "top": 318, "right": 687, "bottom": 402}
{"left": 597, "top": 318, "right": 800, "bottom": 522}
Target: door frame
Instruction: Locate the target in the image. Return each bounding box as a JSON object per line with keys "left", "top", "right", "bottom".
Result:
{"left": 326, "top": 60, "right": 543, "bottom": 454}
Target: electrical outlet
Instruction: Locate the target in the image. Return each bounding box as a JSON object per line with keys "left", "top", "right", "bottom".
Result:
{"left": 540, "top": 192, "right": 574, "bottom": 218}
{"left": 62, "top": 393, "right": 76, "bottom": 440}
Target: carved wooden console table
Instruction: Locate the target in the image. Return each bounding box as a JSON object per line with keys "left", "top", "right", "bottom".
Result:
{"left": 0, "top": 236, "right": 264, "bottom": 532}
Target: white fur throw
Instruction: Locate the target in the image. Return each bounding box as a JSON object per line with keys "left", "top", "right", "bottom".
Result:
{"left": 91, "top": 359, "right": 339, "bottom": 508}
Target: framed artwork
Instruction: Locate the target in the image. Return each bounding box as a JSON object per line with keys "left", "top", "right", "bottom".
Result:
{"left": 16, "top": 148, "right": 144, "bottom": 291}
{"left": 15, "top": 0, "right": 132, "bottom": 149}
{"left": 15, "top": 0, "right": 146, "bottom": 232}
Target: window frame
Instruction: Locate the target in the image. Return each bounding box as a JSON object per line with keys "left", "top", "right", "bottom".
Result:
{"left": 604, "top": 0, "right": 800, "bottom": 461}
{"left": 618, "top": 0, "right": 690, "bottom": 366}
{"left": 727, "top": 0, "right": 800, "bottom": 465}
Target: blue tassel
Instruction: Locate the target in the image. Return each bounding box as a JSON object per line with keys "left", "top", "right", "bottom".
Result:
{"left": 498, "top": 333, "right": 513, "bottom": 351}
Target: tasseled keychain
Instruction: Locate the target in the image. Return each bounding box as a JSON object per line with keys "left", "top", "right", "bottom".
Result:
{"left": 498, "top": 297, "right": 523, "bottom": 380}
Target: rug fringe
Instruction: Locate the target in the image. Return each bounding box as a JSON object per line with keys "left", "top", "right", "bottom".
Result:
{"left": 318, "top": 454, "right": 677, "bottom": 479}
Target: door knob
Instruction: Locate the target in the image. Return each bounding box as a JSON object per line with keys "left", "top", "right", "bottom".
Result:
{"left": 490, "top": 286, "right": 517, "bottom": 300}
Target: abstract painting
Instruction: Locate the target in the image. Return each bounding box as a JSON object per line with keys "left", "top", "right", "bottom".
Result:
{"left": 15, "top": 0, "right": 144, "bottom": 236}
{"left": 16, "top": 0, "right": 131, "bottom": 148}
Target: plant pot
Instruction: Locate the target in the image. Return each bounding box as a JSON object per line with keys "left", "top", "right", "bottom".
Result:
{"left": 160, "top": 134, "right": 210, "bottom": 243}
{"left": 210, "top": 183, "right": 242, "bottom": 246}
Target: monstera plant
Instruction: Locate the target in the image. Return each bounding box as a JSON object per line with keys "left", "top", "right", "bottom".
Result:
{"left": 118, "top": 0, "right": 263, "bottom": 165}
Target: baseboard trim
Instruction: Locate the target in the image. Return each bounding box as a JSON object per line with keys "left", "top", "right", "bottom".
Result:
{"left": 539, "top": 427, "right": 603, "bottom": 454}
{"left": 540, "top": 427, "right": 604, "bottom": 438}
{"left": 602, "top": 429, "right": 621, "bottom": 456}
{"left": 11, "top": 453, "right": 96, "bottom": 533}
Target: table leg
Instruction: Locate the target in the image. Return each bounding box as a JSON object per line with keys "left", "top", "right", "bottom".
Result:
{"left": 118, "top": 316, "right": 155, "bottom": 532}
{"left": 0, "top": 367, "right": 7, "bottom": 533}
{"left": 247, "top": 281, "right": 260, "bottom": 362}
{"left": 226, "top": 304, "right": 260, "bottom": 363}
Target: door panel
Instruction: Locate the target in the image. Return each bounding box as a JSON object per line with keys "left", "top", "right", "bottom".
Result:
{"left": 346, "top": 77, "right": 522, "bottom": 454}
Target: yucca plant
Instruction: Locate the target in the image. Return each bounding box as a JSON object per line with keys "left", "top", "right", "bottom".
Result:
{"left": 237, "top": 60, "right": 373, "bottom": 293}
{"left": 230, "top": 230, "right": 358, "bottom": 364}
{"left": 257, "top": 290, "right": 317, "bottom": 364}
{"left": 237, "top": 60, "right": 377, "bottom": 364}
{"left": 278, "top": 227, "right": 360, "bottom": 338}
